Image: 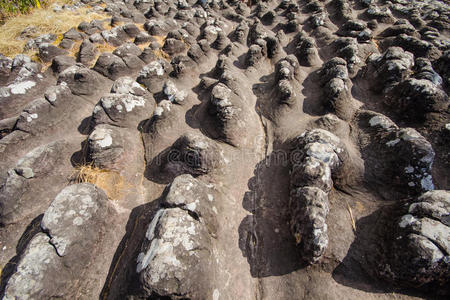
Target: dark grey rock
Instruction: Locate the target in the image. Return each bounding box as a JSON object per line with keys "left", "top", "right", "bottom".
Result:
{"left": 3, "top": 183, "right": 117, "bottom": 299}
{"left": 63, "top": 28, "right": 85, "bottom": 41}
{"left": 38, "top": 43, "right": 68, "bottom": 63}
{"left": 78, "top": 40, "right": 98, "bottom": 66}
{"left": 134, "top": 32, "right": 152, "bottom": 45}
{"left": 162, "top": 38, "right": 186, "bottom": 56}
{"left": 93, "top": 53, "right": 128, "bottom": 80}
{"left": 51, "top": 55, "right": 76, "bottom": 73}
{"left": 58, "top": 38, "right": 75, "bottom": 50}
{"left": 92, "top": 92, "right": 154, "bottom": 128}
{"left": 123, "top": 23, "right": 141, "bottom": 38}
{"left": 246, "top": 44, "right": 263, "bottom": 67}
{"left": 57, "top": 64, "right": 100, "bottom": 95}
{"left": 382, "top": 190, "right": 449, "bottom": 288}
{"left": 387, "top": 78, "right": 448, "bottom": 121}
{"left": 137, "top": 59, "right": 172, "bottom": 93}
{"left": 87, "top": 124, "right": 125, "bottom": 169}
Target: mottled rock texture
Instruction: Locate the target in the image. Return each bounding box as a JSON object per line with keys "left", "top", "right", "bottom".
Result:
{"left": 0, "top": 0, "right": 449, "bottom": 299}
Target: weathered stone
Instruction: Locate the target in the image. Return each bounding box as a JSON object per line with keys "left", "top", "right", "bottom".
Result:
{"left": 38, "top": 43, "right": 68, "bottom": 63}
{"left": 57, "top": 64, "right": 100, "bottom": 95}
{"left": 51, "top": 55, "right": 76, "bottom": 73}
{"left": 93, "top": 53, "right": 128, "bottom": 80}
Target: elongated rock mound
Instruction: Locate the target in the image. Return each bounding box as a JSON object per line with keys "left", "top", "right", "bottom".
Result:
{"left": 0, "top": 0, "right": 449, "bottom": 299}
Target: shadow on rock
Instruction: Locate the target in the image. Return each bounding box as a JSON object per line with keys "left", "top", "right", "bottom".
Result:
{"left": 238, "top": 144, "right": 305, "bottom": 278}
{"left": 100, "top": 199, "right": 161, "bottom": 300}
{"left": 332, "top": 205, "right": 438, "bottom": 298}
{"left": 332, "top": 208, "right": 391, "bottom": 293}
{"left": 0, "top": 214, "right": 43, "bottom": 298}
{"left": 70, "top": 139, "right": 89, "bottom": 167}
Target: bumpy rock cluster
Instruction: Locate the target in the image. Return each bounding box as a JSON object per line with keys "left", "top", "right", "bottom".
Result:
{"left": 380, "top": 190, "right": 449, "bottom": 289}
{"left": 366, "top": 46, "right": 448, "bottom": 122}
{"left": 0, "top": 0, "right": 448, "bottom": 299}
{"left": 4, "top": 183, "right": 118, "bottom": 299}
{"left": 318, "top": 57, "right": 355, "bottom": 120}
{"left": 134, "top": 174, "right": 219, "bottom": 299}
{"left": 289, "top": 129, "right": 348, "bottom": 263}
{"left": 357, "top": 110, "right": 436, "bottom": 197}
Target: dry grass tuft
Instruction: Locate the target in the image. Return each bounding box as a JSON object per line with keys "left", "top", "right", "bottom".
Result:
{"left": 136, "top": 42, "right": 150, "bottom": 51}
{"left": 67, "top": 40, "right": 82, "bottom": 58}
{"left": 154, "top": 48, "right": 170, "bottom": 60}
{"left": 345, "top": 200, "right": 357, "bottom": 233}
{"left": 152, "top": 35, "right": 166, "bottom": 46}
{"left": 151, "top": 36, "right": 170, "bottom": 59}
{"left": 95, "top": 42, "right": 116, "bottom": 54}
{"left": 72, "top": 164, "right": 127, "bottom": 200}
{"left": 84, "top": 42, "right": 117, "bottom": 67}
{"left": 51, "top": 33, "right": 64, "bottom": 46}
{"left": 372, "top": 37, "right": 382, "bottom": 52}
{"left": 0, "top": 1, "right": 108, "bottom": 58}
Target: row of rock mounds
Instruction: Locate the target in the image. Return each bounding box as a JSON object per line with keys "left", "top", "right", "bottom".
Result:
{"left": 289, "top": 128, "right": 349, "bottom": 264}
{"left": 364, "top": 46, "right": 448, "bottom": 124}
{"left": 376, "top": 190, "right": 449, "bottom": 294}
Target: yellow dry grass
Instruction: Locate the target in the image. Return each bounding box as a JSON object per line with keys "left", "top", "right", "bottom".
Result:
{"left": 0, "top": 1, "right": 108, "bottom": 58}
{"left": 372, "top": 37, "right": 382, "bottom": 51}
{"left": 136, "top": 42, "right": 151, "bottom": 51}
{"left": 82, "top": 42, "right": 117, "bottom": 68}
{"left": 151, "top": 36, "right": 171, "bottom": 60}
{"left": 345, "top": 200, "right": 357, "bottom": 233}
{"left": 67, "top": 40, "right": 82, "bottom": 58}
{"left": 72, "top": 164, "right": 127, "bottom": 200}
{"left": 154, "top": 48, "right": 170, "bottom": 60}
{"left": 95, "top": 42, "right": 116, "bottom": 54}
{"left": 152, "top": 35, "right": 166, "bottom": 46}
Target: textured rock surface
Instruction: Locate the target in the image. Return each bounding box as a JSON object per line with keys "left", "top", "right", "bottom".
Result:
{"left": 0, "top": 0, "right": 449, "bottom": 299}
{"left": 3, "top": 183, "right": 118, "bottom": 299}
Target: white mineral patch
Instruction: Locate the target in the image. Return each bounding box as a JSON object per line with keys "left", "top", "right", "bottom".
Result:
{"left": 400, "top": 129, "right": 421, "bottom": 141}
{"left": 46, "top": 92, "right": 57, "bottom": 102}
{"left": 186, "top": 200, "right": 199, "bottom": 211}
{"left": 93, "top": 105, "right": 102, "bottom": 114}
{"left": 213, "top": 289, "right": 220, "bottom": 300}
{"left": 101, "top": 97, "right": 114, "bottom": 109}
{"left": 97, "top": 133, "right": 112, "bottom": 148}
{"left": 145, "top": 61, "right": 164, "bottom": 76}
{"left": 386, "top": 139, "right": 400, "bottom": 147}
{"left": 122, "top": 96, "right": 145, "bottom": 112}
{"left": 305, "top": 142, "right": 338, "bottom": 167}
{"left": 405, "top": 165, "right": 414, "bottom": 173}
{"left": 417, "top": 237, "right": 443, "bottom": 263}
{"left": 90, "top": 128, "right": 113, "bottom": 148}
{"left": 0, "top": 87, "right": 10, "bottom": 97}
{"left": 64, "top": 210, "right": 76, "bottom": 218}
{"left": 194, "top": 140, "right": 208, "bottom": 150}
{"left": 145, "top": 209, "right": 166, "bottom": 241}
{"left": 208, "top": 194, "right": 214, "bottom": 201}
{"left": 136, "top": 238, "right": 160, "bottom": 273}
{"left": 399, "top": 214, "right": 416, "bottom": 228}
{"left": 51, "top": 236, "right": 69, "bottom": 256}
{"left": 420, "top": 175, "right": 434, "bottom": 191}
{"left": 73, "top": 216, "right": 83, "bottom": 226}
{"left": 3, "top": 234, "right": 55, "bottom": 299}
{"left": 26, "top": 113, "right": 38, "bottom": 123}
{"left": 368, "top": 115, "right": 394, "bottom": 129}
{"left": 154, "top": 106, "right": 163, "bottom": 116}
{"left": 420, "top": 153, "right": 434, "bottom": 164}
{"left": 10, "top": 81, "right": 36, "bottom": 95}
{"left": 419, "top": 218, "right": 449, "bottom": 253}
{"left": 159, "top": 100, "right": 172, "bottom": 113}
